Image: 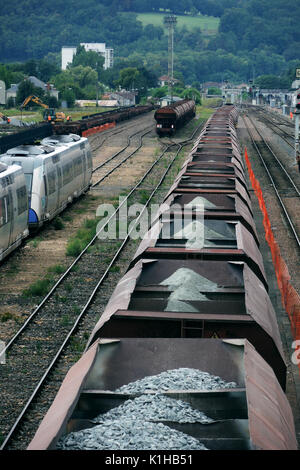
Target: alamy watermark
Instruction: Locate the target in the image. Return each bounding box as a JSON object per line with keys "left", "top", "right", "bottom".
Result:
{"left": 0, "top": 340, "right": 5, "bottom": 364}
{"left": 95, "top": 197, "right": 205, "bottom": 245}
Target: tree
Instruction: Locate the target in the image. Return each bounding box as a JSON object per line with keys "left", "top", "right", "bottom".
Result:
{"left": 180, "top": 87, "right": 201, "bottom": 104}
{"left": 61, "top": 88, "right": 75, "bottom": 108}
{"left": 71, "top": 45, "right": 105, "bottom": 78}
{"left": 207, "top": 87, "right": 222, "bottom": 95}
{"left": 16, "top": 79, "right": 45, "bottom": 105}
{"left": 116, "top": 67, "right": 141, "bottom": 90}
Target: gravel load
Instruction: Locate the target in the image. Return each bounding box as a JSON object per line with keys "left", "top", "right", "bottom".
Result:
{"left": 92, "top": 394, "right": 214, "bottom": 424}
{"left": 57, "top": 368, "right": 236, "bottom": 450}
{"left": 115, "top": 367, "right": 237, "bottom": 393}
{"left": 57, "top": 419, "right": 208, "bottom": 450}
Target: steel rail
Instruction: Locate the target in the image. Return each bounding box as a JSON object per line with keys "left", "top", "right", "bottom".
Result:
{"left": 253, "top": 108, "right": 295, "bottom": 148}
{"left": 243, "top": 115, "right": 300, "bottom": 249}
{"left": 90, "top": 117, "right": 154, "bottom": 153}
{"left": 246, "top": 113, "right": 300, "bottom": 197}
{"left": 92, "top": 123, "right": 153, "bottom": 174}
{"left": 92, "top": 127, "right": 153, "bottom": 187}
{"left": 0, "top": 119, "right": 204, "bottom": 450}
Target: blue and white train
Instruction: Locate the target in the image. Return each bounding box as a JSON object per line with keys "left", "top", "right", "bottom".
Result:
{"left": 0, "top": 134, "right": 92, "bottom": 260}
{"left": 0, "top": 162, "right": 29, "bottom": 261}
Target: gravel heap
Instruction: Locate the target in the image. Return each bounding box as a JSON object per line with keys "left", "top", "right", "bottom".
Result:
{"left": 57, "top": 419, "right": 208, "bottom": 450}
{"left": 93, "top": 394, "right": 214, "bottom": 424}
{"left": 57, "top": 368, "right": 237, "bottom": 450}
{"left": 115, "top": 367, "right": 237, "bottom": 393}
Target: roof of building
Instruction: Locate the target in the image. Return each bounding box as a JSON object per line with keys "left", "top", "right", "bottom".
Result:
{"left": 6, "top": 76, "right": 57, "bottom": 93}
{"left": 111, "top": 91, "right": 136, "bottom": 100}
{"left": 160, "top": 95, "right": 182, "bottom": 102}
{"left": 259, "top": 89, "right": 291, "bottom": 93}
{"left": 159, "top": 75, "right": 180, "bottom": 82}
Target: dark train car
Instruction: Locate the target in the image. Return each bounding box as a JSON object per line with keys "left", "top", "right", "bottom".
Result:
{"left": 53, "top": 104, "right": 155, "bottom": 136}
{"left": 28, "top": 339, "right": 297, "bottom": 450}
{"left": 154, "top": 99, "right": 196, "bottom": 136}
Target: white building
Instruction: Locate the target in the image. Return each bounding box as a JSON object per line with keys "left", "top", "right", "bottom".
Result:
{"left": 61, "top": 43, "right": 114, "bottom": 70}
{"left": 0, "top": 80, "right": 5, "bottom": 105}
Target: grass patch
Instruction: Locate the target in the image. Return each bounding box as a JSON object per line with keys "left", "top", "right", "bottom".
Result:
{"left": 60, "top": 314, "right": 71, "bottom": 327}
{"left": 23, "top": 277, "right": 54, "bottom": 297}
{"left": 61, "top": 213, "right": 73, "bottom": 222}
{"left": 6, "top": 262, "right": 20, "bottom": 276}
{"left": 47, "top": 264, "right": 65, "bottom": 275}
{"left": 136, "top": 12, "right": 219, "bottom": 35}
{"left": 52, "top": 217, "right": 65, "bottom": 230}
{"left": 66, "top": 218, "right": 99, "bottom": 257}
{"left": 138, "top": 190, "right": 150, "bottom": 205}
{"left": 66, "top": 239, "right": 83, "bottom": 257}
{"left": 110, "top": 265, "right": 120, "bottom": 273}
{"left": 0, "top": 312, "right": 15, "bottom": 322}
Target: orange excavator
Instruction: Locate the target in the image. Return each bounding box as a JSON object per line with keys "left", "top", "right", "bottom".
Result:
{"left": 20, "top": 95, "right": 66, "bottom": 123}
{"left": 0, "top": 112, "right": 11, "bottom": 123}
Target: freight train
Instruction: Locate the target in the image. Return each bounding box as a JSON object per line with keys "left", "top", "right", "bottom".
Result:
{"left": 0, "top": 134, "right": 92, "bottom": 259}
{"left": 54, "top": 104, "right": 155, "bottom": 136}
{"left": 28, "top": 105, "right": 298, "bottom": 451}
{"left": 154, "top": 99, "right": 196, "bottom": 136}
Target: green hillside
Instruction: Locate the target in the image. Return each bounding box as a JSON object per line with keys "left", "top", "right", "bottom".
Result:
{"left": 136, "top": 12, "right": 219, "bottom": 36}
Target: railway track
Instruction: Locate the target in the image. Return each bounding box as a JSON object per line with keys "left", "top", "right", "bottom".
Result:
{"left": 89, "top": 114, "right": 154, "bottom": 152}
{"left": 243, "top": 114, "right": 300, "bottom": 249}
{"left": 252, "top": 107, "right": 295, "bottom": 149}
{"left": 0, "top": 120, "right": 204, "bottom": 449}
{"left": 91, "top": 125, "right": 153, "bottom": 187}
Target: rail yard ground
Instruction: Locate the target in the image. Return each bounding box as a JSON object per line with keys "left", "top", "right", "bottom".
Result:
{"left": 0, "top": 101, "right": 300, "bottom": 448}
{"left": 237, "top": 106, "right": 300, "bottom": 444}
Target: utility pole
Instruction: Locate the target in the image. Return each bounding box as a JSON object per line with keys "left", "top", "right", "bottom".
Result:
{"left": 294, "top": 91, "right": 300, "bottom": 172}
{"left": 164, "top": 15, "right": 177, "bottom": 104}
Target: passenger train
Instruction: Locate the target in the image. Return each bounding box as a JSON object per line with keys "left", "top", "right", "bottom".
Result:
{"left": 0, "top": 134, "right": 92, "bottom": 260}
{"left": 0, "top": 162, "right": 29, "bottom": 261}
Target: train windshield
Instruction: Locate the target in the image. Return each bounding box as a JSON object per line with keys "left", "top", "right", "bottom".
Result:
{"left": 24, "top": 174, "right": 32, "bottom": 193}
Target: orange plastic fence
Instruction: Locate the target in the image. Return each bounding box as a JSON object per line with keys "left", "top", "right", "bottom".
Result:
{"left": 244, "top": 147, "right": 300, "bottom": 371}
{"left": 82, "top": 121, "right": 116, "bottom": 137}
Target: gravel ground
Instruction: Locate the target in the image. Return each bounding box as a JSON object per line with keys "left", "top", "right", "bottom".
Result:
{"left": 237, "top": 106, "right": 300, "bottom": 444}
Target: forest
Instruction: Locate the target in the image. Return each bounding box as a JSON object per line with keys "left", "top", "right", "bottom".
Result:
{"left": 0, "top": 0, "right": 299, "bottom": 87}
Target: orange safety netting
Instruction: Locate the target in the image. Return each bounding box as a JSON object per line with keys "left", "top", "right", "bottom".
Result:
{"left": 82, "top": 121, "right": 116, "bottom": 137}
{"left": 244, "top": 147, "right": 300, "bottom": 372}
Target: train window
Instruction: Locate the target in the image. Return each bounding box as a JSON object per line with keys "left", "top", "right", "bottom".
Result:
{"left": 57, "top": 166, "right": 62, "bottom": 189}
{"left": 47, "top": 170, "right": 56, "bottom": 195}
{"left": 62, "top": 162, "right": 73, "bottom": 185}
{"left": 16, "top": 186, "right": 27, "bottom": 215}
{"left": 24, "top": 174, "right": 32, "bottom": 193}
{"left": 0, "top": 198, "right": 3, "bottom": 226}
{"left": 52, "top": 155, "right": 60, "bottom": 164}
{"left": 74, "top": 157, "right": 82, "bottom": 177}
{"left": 87, "top": 150, "right": 92, "bottom": 168}
{"left": 1, "top": 175, "right": 13, "bottom": 188}
{"left": 0, "top": 196, "right": 10, "bottom": 226}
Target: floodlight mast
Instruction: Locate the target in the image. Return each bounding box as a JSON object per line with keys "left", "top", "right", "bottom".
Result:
{"left": 164, "top": 15, "right": 177, "bottom": 103}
